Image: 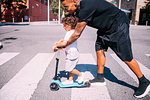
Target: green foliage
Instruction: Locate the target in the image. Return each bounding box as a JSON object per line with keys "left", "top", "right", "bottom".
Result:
{"left": 0, "top": 0, "right": 27, "bottom": 12}
{"left": 145, "top": 0, "right": 150, "bottom": 11}
{"left": 50, "top": 0, "right": 63, "bottom": 16}
{"left": 144, "top": 0, "right": 150, "bottom": 22}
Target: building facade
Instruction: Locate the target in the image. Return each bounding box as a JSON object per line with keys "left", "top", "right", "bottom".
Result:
{"left": 1, "top": 0, "right": 58, "bottom": 22}
{"left": 1, "top": 0, "right": 149, "bottom": 24}
{"left": 29, "top": 0, "right": 58, "bottom": 22}
{"left": 114, "top": 0, "right": 149, "bottom": 25}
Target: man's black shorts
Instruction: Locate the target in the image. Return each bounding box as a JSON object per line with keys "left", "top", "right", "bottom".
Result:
{"left": 95, "top": 23, "right": 133, "bottom": 61}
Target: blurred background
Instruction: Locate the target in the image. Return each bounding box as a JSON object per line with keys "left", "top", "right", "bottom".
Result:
{"left": 0, "top": 0, "right": 150, "bottom": 25}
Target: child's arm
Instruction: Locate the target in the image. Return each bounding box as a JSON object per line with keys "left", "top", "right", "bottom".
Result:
{"left": 52, "top": 39, "right": 67, "bottom": 52}
{"left": 56, "top": 40, "right": 67, "bottom": 48}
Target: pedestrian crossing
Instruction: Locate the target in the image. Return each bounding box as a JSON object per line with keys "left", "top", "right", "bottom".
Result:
{"left": 0, "top": 52, "right": 150, "bottom": 100}
{"left": 71, "top": 54, "right": 111, "bottom": 100}
{"left": 145, "top": 54, "right": 150, "bottom": 57}
{"left": 111, "top": 54, "right": 150, "bottom": 83}
{"left": 0, "top": 53, "right": 54, "bottom": 100}
{"left": 0, "top": 52, "right": 19, "bottom": 66}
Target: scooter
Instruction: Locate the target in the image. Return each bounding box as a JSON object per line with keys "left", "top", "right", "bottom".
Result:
{"left": 50, "top": 49, "right": 91, "bottom": 91}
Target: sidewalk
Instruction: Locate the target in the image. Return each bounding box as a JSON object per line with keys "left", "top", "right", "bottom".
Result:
{"left": 0, "top": 22, "right": 4, "bottom": 26}
{"left": 0, "top": 21, "right": 62, "bottom": 26}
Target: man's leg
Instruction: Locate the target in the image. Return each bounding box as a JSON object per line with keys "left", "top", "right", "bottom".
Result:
{"left": 97, "top": 50, "right": 106, "bottom": 74}
{"left": 124, "top": 59, "right": 150, "bottom": 98}
{"left": 110, "top": 37, "right": 150, "bottom": 98}
{"left": 124, "top": 58, "right": 143, "bottom": 78}
{"left": 89, "top": 50, "right": 106, "bottom": 85}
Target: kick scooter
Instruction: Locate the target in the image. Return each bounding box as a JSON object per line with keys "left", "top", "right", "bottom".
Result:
{"left": 50, "top": 49, "right": 91, "bottom": 91}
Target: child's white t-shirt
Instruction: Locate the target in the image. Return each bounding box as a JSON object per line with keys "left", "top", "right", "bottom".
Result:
{"left": 64, "top": 30, "right": 79, "bottom": 59}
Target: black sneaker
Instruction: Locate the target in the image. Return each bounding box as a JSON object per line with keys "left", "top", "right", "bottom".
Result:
{"left": 134, "top": 76, "right": 150, "bottom": 98}
{"left": 89, "top": 74, "right": 106, "bottom": 86}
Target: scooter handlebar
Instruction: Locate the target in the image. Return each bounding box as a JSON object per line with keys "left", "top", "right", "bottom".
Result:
{"left": 54, "top": 48, "right": 58, "bottom": 52}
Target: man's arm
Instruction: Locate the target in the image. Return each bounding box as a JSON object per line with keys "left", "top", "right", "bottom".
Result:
{"left": 66, "top": 21, "right": 87, "bottom": 46}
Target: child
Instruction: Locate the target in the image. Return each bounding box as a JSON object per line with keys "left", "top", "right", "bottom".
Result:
{"left": 52, "top": 16, "right": 84, "bottom": 85}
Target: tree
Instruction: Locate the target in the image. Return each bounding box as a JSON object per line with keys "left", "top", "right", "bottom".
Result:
{"left": 145, "top": 0, "right": 150, "bottom": 24}
{"left": 145, "top": 0, "right": 150, "bottom": 11}
{"left": 50, "top": 0, "right": 63, "bottom": 16}
{"left": 0, "top": 0, "right": 27, "bottom": 11}
{"left": 0, "top": 0, "right": 27, "bottom": 22}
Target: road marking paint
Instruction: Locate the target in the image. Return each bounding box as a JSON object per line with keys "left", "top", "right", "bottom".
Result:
{"left": 0, "top": 52, "right": 19, "bottom": 66}
{"left": 111, "top": 54, "right": 150, "bottom": 83}
{"left": 71, "top": 54, "right": 111, "bottom": 100}
{"left": 0, "top": 53, "right": 54, "bottom": 100}
{"left": 145, "top": 54, "right": 150, "bottom": 57}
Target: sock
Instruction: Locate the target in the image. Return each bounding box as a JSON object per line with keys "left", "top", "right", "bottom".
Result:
{"left": 97, "top": 73, "right": 104, "bottom": 79}
{"left": 138, "top": 75, "right": 146, "bottom": 83}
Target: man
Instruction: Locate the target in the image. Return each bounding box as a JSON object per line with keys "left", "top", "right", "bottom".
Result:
{"left": 53, "top": 0, "right": 150, "bottom": 98}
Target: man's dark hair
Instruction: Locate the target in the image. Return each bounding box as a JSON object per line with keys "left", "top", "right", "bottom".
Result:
{"left": 61, "top": 15, "right": 78, "bottom": 29}
{"left": 61, "top": 0, "right": 73, "bottom": 2}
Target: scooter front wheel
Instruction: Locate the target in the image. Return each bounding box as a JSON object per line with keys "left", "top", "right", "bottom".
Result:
{"left": 50, "top": 82, "right": 59, "bottom": 91}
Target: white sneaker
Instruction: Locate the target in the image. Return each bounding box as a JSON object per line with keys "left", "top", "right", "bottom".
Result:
{"left": 77, "top": 72, "right": 84, "bottom": 83}
{"left": 62, "top": 80, "right": 73, "bottom": 85}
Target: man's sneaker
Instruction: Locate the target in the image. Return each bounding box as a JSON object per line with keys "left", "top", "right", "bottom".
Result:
{"left": 89, "top": 76, "right": 106, "bottom": 86}
{"left": 62, "top": 80, "right": 73, "bottom": 85}
{"left": 76, "top": 72, "right": 84, "bottom": 83}
{"left": 134, "top": 76, "right": 150, "bottom": 98}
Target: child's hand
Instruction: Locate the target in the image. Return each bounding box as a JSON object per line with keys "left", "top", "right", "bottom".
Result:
{"left": 52, "top": 45, "right": 58, "bottom": 52}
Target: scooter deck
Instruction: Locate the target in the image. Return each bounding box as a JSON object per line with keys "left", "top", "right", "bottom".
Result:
{"left": 50, "top": 80, "right": 89, "bottom": 88}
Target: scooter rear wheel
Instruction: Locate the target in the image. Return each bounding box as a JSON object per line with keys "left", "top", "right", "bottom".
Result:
{"left": 83, "top": 81, "right": 91, "bottom": 87}
{"left": 50, "top": 82, "right": 59, "bottom": 91}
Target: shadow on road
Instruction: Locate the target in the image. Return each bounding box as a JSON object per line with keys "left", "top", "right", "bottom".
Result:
{"left": 0, "top": 23, "right": 29, "bottom": 27}
{"left": 58, "top": 64, "right": 137, "bottom": 91}
{"left": 0, "top": 37, "right": 17, "bottom": 42}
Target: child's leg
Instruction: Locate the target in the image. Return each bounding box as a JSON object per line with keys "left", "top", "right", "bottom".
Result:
{"left": 69, "top": 69, "right": 84, "bottom": 83}
{"left": 69, "top": 72, "right": 74, "bottom": 81}
{"left": 69, "top": 69, "right": 82, "bottom": 81}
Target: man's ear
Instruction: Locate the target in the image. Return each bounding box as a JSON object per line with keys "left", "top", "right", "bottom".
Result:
{"left": 73, "top": 0, "right": 78, "bottom": 3}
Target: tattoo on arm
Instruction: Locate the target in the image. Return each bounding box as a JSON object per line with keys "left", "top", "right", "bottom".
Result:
{"left": 76, "top": 24, "right": 83, "bottom": 33}
{"left": 66, "top": 22, "right": 87, "bottom": 46}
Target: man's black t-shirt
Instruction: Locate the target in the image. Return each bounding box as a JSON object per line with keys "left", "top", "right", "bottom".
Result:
{"left": 78, "top": 0, "right": 129, "bottom": 32}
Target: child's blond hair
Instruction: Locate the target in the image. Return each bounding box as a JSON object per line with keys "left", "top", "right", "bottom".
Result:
{"left": 61, "top": 16, "right": 78, "bottom": 29}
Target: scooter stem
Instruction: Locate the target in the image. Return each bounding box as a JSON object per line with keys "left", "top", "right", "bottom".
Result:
{"left": 54, "top": 58, "right": 59, "bottom": 79}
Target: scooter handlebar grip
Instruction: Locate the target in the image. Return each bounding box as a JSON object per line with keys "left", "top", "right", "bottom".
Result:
{"left": 54, "top": 48, "right": 58, "bottom": 52}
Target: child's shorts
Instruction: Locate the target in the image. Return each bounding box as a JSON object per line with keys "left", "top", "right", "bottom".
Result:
{"left": 65, "top": 49, "right": 79, "bottom": 72}
{"left": 95, "top": 22, "right": 133, "bottom": 61}
{"left": 65, "top": 57, "right": 79, "bottom": 72}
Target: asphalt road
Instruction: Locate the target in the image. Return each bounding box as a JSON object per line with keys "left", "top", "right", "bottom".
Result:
{"left": 0, "top": 23, "right": 150, "bottom": 100}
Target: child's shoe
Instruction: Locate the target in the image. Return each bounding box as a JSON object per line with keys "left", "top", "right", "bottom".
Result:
{"left": 62, "top": 80, "right": 73, "bottom": 85}
{"left": 77, "top": 72, "right": 84, "bottom": 83}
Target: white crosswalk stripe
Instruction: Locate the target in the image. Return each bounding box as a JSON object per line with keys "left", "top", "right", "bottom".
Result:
{"left": 110, "top": 54, "right": 150, "bottom": 83}
{"left": 71, "top": 54, "right": 111, "bottom": 100}
{"left": 0, "top": 52, "right": 19, "bottom": 66}
{"left": 145, "top": 54, "right": 150, "bottom": 57}
{"left": 0, "top": 52, "right": 150, "bottom": 100}
{"left": 0, "top": 53, "right": 54, "bottom": 100}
